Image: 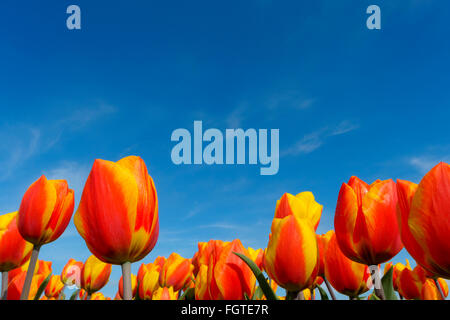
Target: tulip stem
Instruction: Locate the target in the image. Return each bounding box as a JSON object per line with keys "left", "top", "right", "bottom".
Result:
{"left": 121, "top": 261, "right": 132, "bottom": 300}
{"left": 20, "top": 245, "right": 41, "bottom": 300}
{"left": 370, "top": 265, "right": 385, "bottom": 300}
{"left": 1, "top": 272, "right": 8, "bottom": 300}
{"left": 324, "top": 277, "right": 336, "bottom": 300}
{"left": 434, "top": 278, "right": 445, "bottom": 300}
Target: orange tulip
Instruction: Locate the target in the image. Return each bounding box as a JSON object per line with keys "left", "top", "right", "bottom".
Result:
{"left": 61, "top": 258, "right": 83, "bottom": 287}
{"left": 192, "top": 240, "right": 224, "bottom": 276}
{"left": 274, "top": 192, "right": 322, "bottom": 230}
{"left": 90, "top": 292, "right": 110, "bottom": 300}
{"left": 316, "top": 231, "right": 334, "bottom": 278}
{"left": 0, "top": 212, "right": 33, "bottom": 272}
{"left": 324, "top": 232, "right": 371, "bottom": 298}
{"left": 334, "top": 176, "right": 402, "bottom": 265}
{"left": 397, "top": 163, "right": 450, "bottom": 278}
{"left": 153, "top": 256, "right": 166, "bottom": 269}
{"left": 195, "top": 264, "right": 212, "bottom": 300}
{"left": 207, "top": 239, "right": 256, "bottom": 300}
{"left": 18, "top": 176, "right": 74, "bottom": 246}
{"left": 152, "top": 286, "right": 178, "bottom": 300}
{"left": 74, "top": 156, "right": 159, "bottom": 265}
{"left": 7, "top": 271, "right": 46, "bottom": 300}
{"left": 396, "top": 262, "right": 427, "bottom": 300}
{"left": 80, "top": 255, "right": 112, "bottom": 295}
{"left": 119, "top": 273, "right": 137, "bottom": 299}
{"left": 421, "top": 278, "right": 449, "bottom": 300}
{"left": 264, "top": 214, "right": 318, "bottom": 292}
{"left": 159, "top": 253, "right": 194, "bottom": 291}
{"left": 138, "top": 263, "right": 161, "bottom": 300}
{"left": 45, "top": 275, "right": 65, "bottom": 298}
{"left": 8, "top": 259, "right": 52, "bottom": 283}
{"left": 247, "top": 247, "right": 264, "bottom": 270}
{"left": 384, "top": 260, "right": 408, "bottom": 291}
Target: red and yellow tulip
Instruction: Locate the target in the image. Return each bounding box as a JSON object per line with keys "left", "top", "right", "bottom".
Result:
{"left": 264, "top": 214, "right": 318, "bottom": 292}
{"left": 152, "top": 286, "right": 178, "bottom": 300}
{"left": 397, "top": 163, "right": 450, "bottom": 278}
{"left": 74, "top": 156, "right": 159, "bottom": 265}
{"left": 61, "top": 258, "right": 83, "bottom": 287}
{"left": 138, "top": 263, "right": 161, "bottom": 300}
{"left": 7, "top": 271, "right": 46, "bottom": 300}
{"left": 334, "top": 176, "right": 402, "bottom": 265}
{"left": 159, "top": 253, "right": 194, "bottom": 291}
{"left": 324, "top": 232, "right": 371, "bottom": 298}
{"left": 0, "top": 212, "right": 33, "bottom": 272}
{"left": 18, "top": 176, "right": 74, "bottom": 245}
{"left": 80, "top": 255, "right": 112, "bottom": 295}
{"left": 45, "top": 275, "right": 65, "bottom": 298}
{"left": 274, "top": 192, "right": 322, "bottom": 230}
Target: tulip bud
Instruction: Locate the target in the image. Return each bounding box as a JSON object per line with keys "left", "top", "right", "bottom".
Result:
{"left": 61, "top": 258, "right": 83, "bottom": 287}
{"left": 138, "top": 263, "right": 161, "bottom": 300}
{"left": 74, "top": 156, "right": 159, "bottom": 264}
{"left": 0, "top": 212, "right": 33, "bottom": 272}
{"left": 45, "top": 275, "right": 65, "bottom": 299}
{"left": 80, "top": 255, "right": 112, "bottom": 295}
{"left": 18, "top": 176, "right": 74, "bottom": 246}
{"left": 335, "top": 177, "right": 402, "bottom": 265}
{"left": 264, "top": 215, "right": 318, "bottom": 292}
{"left": 152, "top": 286, "right": 178, "bottom": 300}
{"left": 324, "top": 232, "right": 371, "bottom": 298}
{"left": 159, "top": 253, "right": 194, "bottom": 291}
{"left": 274, "top": 192, "right": 322, "bottom": 230}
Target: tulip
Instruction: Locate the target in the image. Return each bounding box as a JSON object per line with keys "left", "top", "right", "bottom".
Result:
{"left": 159, "top": 253, "right": 194, "bottom": 291}
{"left": 421, "top": 278, "right": 449, "bottom": 300}
{"left": 153, "top": 256, "right": 166, "bottom": 269}
{"left": 0, "top": 211, "right": 33, "bottom": 299}
{"left": 45, "top": 275, "right": 65, "bottom": 299}
{"left": 324, "top": 232, "right": 371, "bottom": 298}
{"left": 274, "top": 192, "right": 322, "bottom": 230}
{"left": 80, "top": 255, "right": 112, "bottom": 298}
{"left": 195, "top": 264, "right": 211, "bottom": 300}
{"left": 119, "top": 273, "right": 137, "bottom": 299}
{"left": 335, "top": 177, "right": 402, "bottom": 266}
{"left": 138, "top": 263, "right": 161, "bottom": 300}
{"left": 316, "top": 231, "right": 335, "bottom": 299}
{"left": 264, "top": 214, "right": 318, "bottom": 294}
{"left": 90, "top": 292, "right": 110, "bottom": 300}
{"left": 61, "top": 258, "right": 83, "bottom": 287}
{"left": 192, "top": 240, "right": 223, "bottom": 276}
{"left": 207, "top": 239, "right": 256, "bottom": 300}
{"left": 17, "top": 176, "right": 74, "bottom": 300}
{"left": 396, "top": 262, "right": 428, "bottom": 300}
{"left": 152, "top": 286, "right": 178, "bottom": 300}
{"left": 247, "top": 247, "right": 264, "bottom": 270}
{"left": 74, "top": 156, "right": 159, "bottom": 299}
{"left": 7, "top": 271, "right": 46, "bottom": 300}
{"left": 397, "top": 163, "right": 450, "bottom": 278}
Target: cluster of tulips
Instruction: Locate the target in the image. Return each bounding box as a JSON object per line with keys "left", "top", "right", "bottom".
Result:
{"left": 0, "top": 155, "right": 449, "bottom": 300}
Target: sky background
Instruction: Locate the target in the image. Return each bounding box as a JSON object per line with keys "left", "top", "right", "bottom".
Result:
{"left": 0, "top": 0, "right": 449, "bottom": 299}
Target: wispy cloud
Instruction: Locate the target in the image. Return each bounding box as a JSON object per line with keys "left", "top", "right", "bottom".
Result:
{"left": 266, "top": 91, "right": 315, "bottom": 110}
{"left": 0, "top": 104, "right": 117, "bottom": 181}
{"left": 408, "top": 155, "right": 450, "bottom": 174}
{"left": 282, "top": 120, "right": 359, "bottom": 157}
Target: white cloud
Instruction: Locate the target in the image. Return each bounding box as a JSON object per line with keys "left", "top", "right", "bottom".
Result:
{"left": 408, "top": 155, "right": 450, "bottom": 174}
{"left": 282, "top": 120, "right": 359, "bottom": 157}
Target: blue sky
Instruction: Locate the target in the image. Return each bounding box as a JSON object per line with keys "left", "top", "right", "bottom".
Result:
{"left": 0, "top": 0, "right": 449, "bottom": 298}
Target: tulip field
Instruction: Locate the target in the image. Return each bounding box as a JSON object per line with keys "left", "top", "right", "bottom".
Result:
{"left": 0, "top": 156, "right": 449, "bottom": 301}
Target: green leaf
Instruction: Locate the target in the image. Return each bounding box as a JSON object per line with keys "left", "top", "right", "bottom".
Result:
{"left": 70, "top": 289, "right": 80, "bottom": 300}
{"left": 381, "top": 266, "right": 398, "bottom": 300}
{"left": 317, "top": 285, "right": 329, "bottom": 300}
{"left": 179, "top": 288, "right": 195, "bottom": 300}
{"left": 135, "top": 280, "right": 141, "bottom": 300}
{"left": 33, "top": 273, "right": 52, "bottom": 300}
{"left": 369, "top": 293, "right": 381, "bottom": 300}
{"left": 233, "top": 252, "right": 278, "bottom": 300}
{"left": 252, "top": 286, "right": 264, "bottom": 300}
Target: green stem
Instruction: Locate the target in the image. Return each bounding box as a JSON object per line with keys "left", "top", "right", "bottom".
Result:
{"left": 20, "top": 245, "right": 40, "bottom": 300}
{"left": 121, "top": 261, "right": 132, "bottom": 300}
{"left": 1, "top": 271, "right": 8, "bottom": 300}
{"left": 324, "top": 277, "right": 336, "bottom": 300}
